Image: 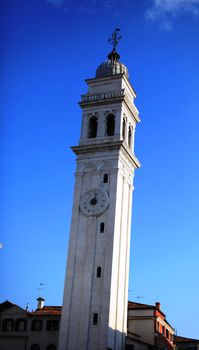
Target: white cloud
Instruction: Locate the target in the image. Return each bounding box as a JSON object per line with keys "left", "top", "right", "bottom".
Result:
{"left": 146, "top": 0, "right": 199, "bottom": 29}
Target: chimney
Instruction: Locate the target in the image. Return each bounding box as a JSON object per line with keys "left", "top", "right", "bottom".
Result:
{"left": 37, "top": 297, "right": 45, "bottom": 309}
{"left": 156, "top": 302, "right": 161, "bottom": 310}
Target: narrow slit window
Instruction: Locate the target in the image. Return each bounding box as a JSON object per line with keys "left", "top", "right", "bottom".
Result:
{"left": 106, "top": 114, "right": 115, "bottom": 136}
{"left": 88, "top": 116, "right": 98, "bottom": 138}
{"left": 122, "top": 118, "right": 126, "bottom": 140}
{"left": 128, "top": 126, "right": 132, "bottom": 148}
{"left": 96, "top": 266, "right": 102, "bottom": 278}
{"left": 103, "top": 174, "right": 108, "bottom": 183}
{"left": 93, "top": 313, "right": 99, "bottom": 326}
{"left": 100, "top": 222, "right": 105, "bottom": 233}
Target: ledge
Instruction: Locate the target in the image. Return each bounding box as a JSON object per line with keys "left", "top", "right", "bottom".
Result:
{"left": 71, "top": 141, "right": 141, "bottom": 169}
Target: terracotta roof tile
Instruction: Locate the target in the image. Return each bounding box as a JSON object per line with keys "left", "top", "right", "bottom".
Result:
{"left": 32, "top": 306, "right": 62, "bottom": 316}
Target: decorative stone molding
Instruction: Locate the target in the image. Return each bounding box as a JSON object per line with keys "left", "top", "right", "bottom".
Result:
{"left": 78, "top": 162, "right": 97, "bottom": 173}
{"left": 87, "top": 112, "right": 98, "bottom": 119}
{"left": 81, "top": 89, "right": 125, "bottom": 104}
{"left": 97, "top": 160, "right": 113, "bottom": 171}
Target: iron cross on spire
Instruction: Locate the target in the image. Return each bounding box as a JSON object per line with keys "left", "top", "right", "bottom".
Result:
{"left": 108, "top": 28, "right": 122, "bottom": 51}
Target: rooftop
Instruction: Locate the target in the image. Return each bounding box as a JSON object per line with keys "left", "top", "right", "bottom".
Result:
{"left": 0, "top": 300, "right": 15, "bottom": 314}
{"left": 176, "top": 335, "right": 199, "bottom": 343}
{"left": 32, "top": 306, "right": 62, "bottom": 316}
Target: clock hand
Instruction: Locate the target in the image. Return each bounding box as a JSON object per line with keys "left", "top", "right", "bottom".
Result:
{"left": 90, "top": 192, "right": 97, "bottom": 205}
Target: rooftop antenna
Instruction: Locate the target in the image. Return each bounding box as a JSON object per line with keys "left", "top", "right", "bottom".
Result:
{"left": 36, "top": 282, "right": 46, "bottom": 297}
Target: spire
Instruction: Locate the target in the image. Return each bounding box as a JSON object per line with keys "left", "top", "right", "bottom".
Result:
{"left": 107, "top": 28, "right": 121, "bottom": 61}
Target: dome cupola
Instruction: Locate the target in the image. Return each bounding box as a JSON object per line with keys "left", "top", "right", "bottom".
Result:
{"left": 95, "top": 28, "right": 129, "bottom": 79}
{"left": 96, "top": 57, "right": 129, "bottom": 79}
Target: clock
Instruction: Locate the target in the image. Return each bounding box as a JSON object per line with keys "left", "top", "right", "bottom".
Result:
{"left": 79, "top": 189, "right": 109, "bottom": 217}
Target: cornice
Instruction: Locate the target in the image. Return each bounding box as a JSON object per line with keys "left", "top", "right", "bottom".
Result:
{"left": 79, "top": 96, "right": 124, "bottom": 108}
{"left": 85, "top": 73, "right": 137, "bottom": 98}
{"left": 79, "top": 94, "right": 140, "bottom": 124}
{"left": 71, "top": 141, "right": 141, "bottom": 169}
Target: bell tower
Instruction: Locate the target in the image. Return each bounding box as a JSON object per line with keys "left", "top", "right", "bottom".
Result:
{"left": 58, "top": 30, "right": 140, "bottom": 350}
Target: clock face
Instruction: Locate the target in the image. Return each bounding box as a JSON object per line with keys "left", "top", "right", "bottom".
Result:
{"left": 79, "top": 189, "right": 109, "bottom": 217}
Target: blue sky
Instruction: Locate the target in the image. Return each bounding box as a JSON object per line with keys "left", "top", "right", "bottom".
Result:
{"left": 1, "top": 0, "right": 199, "bottom": 339}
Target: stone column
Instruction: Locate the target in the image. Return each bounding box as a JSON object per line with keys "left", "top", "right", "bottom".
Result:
{"left": 97, "top": 111, "right": 104, "bottom": 138}
{"left": 115, "top": 109, "right": 121, "bottom": 137}
{"left": 81, "top": 113, "right": 88, "bottom": 139}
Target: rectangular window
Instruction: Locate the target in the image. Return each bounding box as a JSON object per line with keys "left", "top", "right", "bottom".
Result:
{"left": 166, "top": 329, "right": 169, "bottom": 339}
{"left": 2, "top": 319, "right": 14, "bottom": 331}
{"left": 31, "top": 320, "right": 43, "bottom": 331}
{"left": 15, "top": 319, "right": 27, "bottom": 331}
{"left": 46, "top": 320, "right": 59, "bottom": 331}
{"left": 162, "top": 326, "right": 165, "bottom": 336}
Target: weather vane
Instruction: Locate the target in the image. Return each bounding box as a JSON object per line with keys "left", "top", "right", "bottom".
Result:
{"left": 108, "top": 28, "right": 122, "bottom": 51}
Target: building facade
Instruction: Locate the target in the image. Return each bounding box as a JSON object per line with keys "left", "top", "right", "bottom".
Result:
{"left": 127, "top": 301, "right": 175, "bottom": 350}
{"left": 58, "top": 32, "right": 140, "bottom": 350}
{"left": 1, "top": 299, "right": 198, "bottom": 350}
{"left": 0, "top": 299, "right": 60, "bottom": 350}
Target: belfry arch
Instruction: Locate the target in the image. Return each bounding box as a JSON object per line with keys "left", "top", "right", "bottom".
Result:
{"left": 88, "top": 116, "right": 98, "bottom": 138}
{"left": 106, "top": 113, "right": 115, "bottom": 136}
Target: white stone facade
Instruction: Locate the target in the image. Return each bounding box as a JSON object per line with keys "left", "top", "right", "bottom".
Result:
{"left": 58, "top": 70, "right": 140, "bottom": 350}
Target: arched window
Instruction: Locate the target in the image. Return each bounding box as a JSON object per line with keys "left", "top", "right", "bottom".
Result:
{"left": 88, "top": 116, "right": 98, "bottom": 138}
{"left": 122, "top": 118, "right": 126, "bottom": 140}
{"left": 128, "top": 126, "right": 132, "bottom": 148}
{"left": 106, "top": 114, "right": 115, "bottom": 136}
{"left": 96, "top": 266, "right": 102, "bottom": 278}
{"left": 92, "top": 313, "right": 99, "bottom": 326}
{"left": 31, "top": 344, "right": 40, "bottom": 350}
{"left": 47, "top": 344, "right": 56, "bottom": 350}
{"left": 100, "top": 222, "right": 105, "bottom": 233}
